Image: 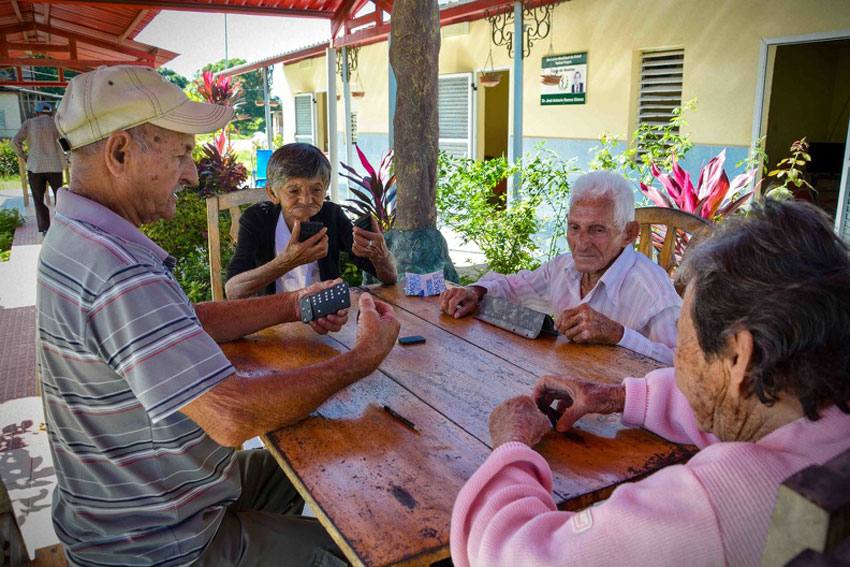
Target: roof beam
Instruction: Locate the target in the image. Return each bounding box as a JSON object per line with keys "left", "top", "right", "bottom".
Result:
{"left": 9, "top": 0, "right": 23, "bottom": 23}
{"left": 118, "top": 9, "right": 148, "bottom": 43}
{"left": 331, "top": 0, "right": 361, "bottom": 41}
{"left": 0, "top": 57, "right": 153, "bottom": 67}
{"left": 0, "top": 79, "right": 68, "bottom": 86}
{"left": 32, "top": 0, "right": 333, "bottom": 18}
{"left": 6, "top": 42, "right": 70, "bottom": 52}
{"left": 0, "top": 23, "right": 156, "bottom": 61}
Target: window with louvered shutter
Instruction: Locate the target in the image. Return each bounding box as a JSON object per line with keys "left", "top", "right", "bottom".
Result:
{"left": 638, "top": 49, "right": 684, "bottom": 139}
{"left": 294, "top": 94, "right": 314, "bottom": 145}
{"left": 350, "top": 112, "right": 358, "bottom": 144}
{"left": 438, "top": 74, "right": 472, "bottom": 159}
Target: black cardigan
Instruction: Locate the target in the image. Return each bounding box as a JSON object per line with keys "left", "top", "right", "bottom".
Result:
{"left": 225, "top": 200, "right": 376, "bottom": 296}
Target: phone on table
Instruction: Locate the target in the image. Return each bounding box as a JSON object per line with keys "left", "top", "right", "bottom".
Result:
{"left": 398, "top": 335, "right": 426, "bottom": 346}
{"left": 298, "top": 221, "right": 324, "bottom": 242}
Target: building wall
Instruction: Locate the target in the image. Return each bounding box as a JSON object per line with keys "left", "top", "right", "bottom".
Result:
{"left": 278, "top": 0, "right": 850, "bottom": 180}
{"left": 0, "top": 93, "right": 22, "bottom": 138}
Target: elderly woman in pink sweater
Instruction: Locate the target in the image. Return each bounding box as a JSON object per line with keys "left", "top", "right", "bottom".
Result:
{"left": 451, "top": 200, "right": 850, "bottom": 567}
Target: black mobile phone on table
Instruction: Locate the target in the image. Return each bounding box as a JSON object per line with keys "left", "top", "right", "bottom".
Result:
{"left": 298, "top": 221, "right": 324, "bottom": 242}
{"left": 398, "top": 335, "right": 426, "bottom": 346}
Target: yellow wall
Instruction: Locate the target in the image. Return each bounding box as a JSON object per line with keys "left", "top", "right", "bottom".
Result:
{"left": 280, "top": 0, "right": 850, "bottom": 147}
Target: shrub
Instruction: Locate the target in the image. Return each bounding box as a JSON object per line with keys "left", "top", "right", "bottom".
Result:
{"left": 141, "top": 191, "right": 235, "bottom": 302}
{"left": 0, "top": 139, "right": 20, "bottom": 177}
{"left": 437, "top": 145, "right": 578, "bottom": 276}
{"left": 0, "top": 207, "right": 24, "bottom": 262}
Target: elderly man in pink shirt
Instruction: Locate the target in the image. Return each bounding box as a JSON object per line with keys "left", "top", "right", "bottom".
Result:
{"left": 440, "top": 171, "right": 680, "bottom": 364}
{"left": 450, "top": 200, "right": 850, "bottom": 567}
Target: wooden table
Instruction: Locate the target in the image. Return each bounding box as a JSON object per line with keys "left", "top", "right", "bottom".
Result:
{"left": 219, "top": 285, "right": 695, "bottom": 567}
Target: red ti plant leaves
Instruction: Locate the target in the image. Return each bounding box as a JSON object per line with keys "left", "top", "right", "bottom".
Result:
{"left": 643, "top": 148, "right": 756, "bottom": 223}
{"left": 640, "top": 182, "right": 674, "bottom": 208}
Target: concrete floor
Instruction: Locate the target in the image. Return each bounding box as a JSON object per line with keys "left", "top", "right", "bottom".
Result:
{"left": 0, "top": 183, "right": 60, "bottom": 559}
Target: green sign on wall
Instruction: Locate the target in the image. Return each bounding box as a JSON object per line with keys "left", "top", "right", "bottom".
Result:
{"left": 541, "top": 51, "right": 587, "bottom": 105}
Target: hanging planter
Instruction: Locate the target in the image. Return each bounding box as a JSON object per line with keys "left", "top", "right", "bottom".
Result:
{"left": 479, "top": 38, "right": 500, "bottom": 88}
{"left": 351, "top": 90, "right": 366, "bottom": 99}
{"left": 479, "top": 73, "right": 501, "bottom": 88}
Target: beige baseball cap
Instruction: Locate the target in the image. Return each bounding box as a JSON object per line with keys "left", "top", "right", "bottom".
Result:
{"left": 55, "top": 65, "right": 234, "bottom": 150}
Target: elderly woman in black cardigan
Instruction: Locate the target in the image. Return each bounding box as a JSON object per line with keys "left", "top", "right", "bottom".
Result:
{"left": 225, "top": 143, "right": 397, "bottom": 299}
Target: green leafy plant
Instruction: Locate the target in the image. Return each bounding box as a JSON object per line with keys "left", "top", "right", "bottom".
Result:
{"left": 765, "top": 138, "right": 815, "bottom": 202}
{"left": 437, "top": 144, "right": 578, "bottom": 276}
{"left": 340, "top": 145, "right": 396, "bottom": 231}
{"left": 0, "top": 207, "right": 24, "bottom": 262}
{"left": 590, "top": 99, "right": 697, "bottom": 184}
{"left": 0, "top": 139, "right": 21, "bottom": 178}
{"left": 194, "top": 132, "right": 249, "bottom": 198}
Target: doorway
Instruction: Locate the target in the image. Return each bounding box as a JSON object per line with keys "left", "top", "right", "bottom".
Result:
{"left": 763, "top": 39, "right": 850, "bottom": 221}
{"left": 481, "top": 69, "right": 509, "bottom": 205}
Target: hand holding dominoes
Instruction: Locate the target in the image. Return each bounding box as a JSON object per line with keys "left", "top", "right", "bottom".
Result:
{"left": 297, "top": 280, "right": 350, "bottom": 335}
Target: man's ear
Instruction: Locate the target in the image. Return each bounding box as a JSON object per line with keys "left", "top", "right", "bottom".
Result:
{"left": 265, "top": 185, "right": 280, "bottom": 204}
{"left": 623, "top": 220, "right": 640, "bottom": 245}
{"left": 103, "top": 131, "right": 133, "bottom": 176}
{"left": 724, "top": 328, "right": 754, "bottom": 401}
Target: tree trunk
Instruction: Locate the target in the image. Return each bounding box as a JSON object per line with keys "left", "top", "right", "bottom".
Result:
{"left": 390, "top": 0, "right": 439, "bottom": 230}
{"left": 384, "top": 0, "right": 458, "bottom": 283}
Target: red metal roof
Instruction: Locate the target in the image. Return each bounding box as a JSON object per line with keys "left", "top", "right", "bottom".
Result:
{"left": 0, "top": 0, "right": 179, "bottom": 86}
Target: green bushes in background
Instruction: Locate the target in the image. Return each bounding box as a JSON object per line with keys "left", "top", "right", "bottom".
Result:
{"left": 0, "top": 207, "right": 24, "bottom": 262}
{"left": 0, "top": 139, "right": 20, "bottom": 178}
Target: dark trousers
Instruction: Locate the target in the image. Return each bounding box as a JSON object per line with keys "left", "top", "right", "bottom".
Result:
{"left": 27, "top": 171, "right": 63, "bottom": 232}
{"left": 194, "top": 449, "right": 347, "bottom": 567}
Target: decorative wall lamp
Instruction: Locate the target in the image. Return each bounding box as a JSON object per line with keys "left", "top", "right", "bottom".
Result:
{"left": 335, "top": 46, "right": 364, "bottom": 99}
{"left": 486, "top": 0, "right": 559, "bottom": 60}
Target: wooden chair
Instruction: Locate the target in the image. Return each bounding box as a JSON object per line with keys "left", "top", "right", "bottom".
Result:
{"left": 206, "top": 188, "right": 269, "bottom": 302}
{"left": 634, "top": 207, "right": 713, "bottom": 276}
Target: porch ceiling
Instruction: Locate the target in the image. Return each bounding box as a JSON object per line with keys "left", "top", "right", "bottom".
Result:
{"left": 0, "top": 0, "right": 179, "bottom": 86}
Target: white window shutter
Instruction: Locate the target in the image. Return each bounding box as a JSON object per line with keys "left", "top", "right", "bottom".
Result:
{"left": 294, "top": 94, "right": 314, "bottom": 145}
{"left": 438, "top": 74, "right": 473, "bottom": 159}
{"left": 638, "top": 49, "right": 684, "bottom": 136}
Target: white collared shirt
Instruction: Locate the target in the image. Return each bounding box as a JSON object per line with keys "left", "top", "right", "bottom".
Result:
{"left": 474, "top": 245, "right": 681, "bottom": 364}
{"left": 274, "top": 211, "right": 319, "bottom": 293}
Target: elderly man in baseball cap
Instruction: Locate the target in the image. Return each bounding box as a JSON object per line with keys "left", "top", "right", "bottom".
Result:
{"left": 39, "top": 65, "right": 399, "bottom": 566}
{"left": 12, "top": 100, "right": 66, "bottom": 236}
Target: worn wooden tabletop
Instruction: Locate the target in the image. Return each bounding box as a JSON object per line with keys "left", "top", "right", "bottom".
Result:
{"left": 219, "top": 285, "right": 695, "bottom": 567}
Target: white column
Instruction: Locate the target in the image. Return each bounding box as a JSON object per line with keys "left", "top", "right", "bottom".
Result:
{"left": 263, "top": 65, "right": 272, "bottom": 149}
{"left": 510, "top": 1, "right": 524, "bottom": 200}
{"left": 342, "top": 46, "right": 354, "bottom": 174}
{"left": 326, "top": 46, "right": 339, "bottom": 203}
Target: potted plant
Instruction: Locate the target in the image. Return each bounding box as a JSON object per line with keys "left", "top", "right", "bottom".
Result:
{"left": 340, "top": 144, "right": 396, "bottom": 232}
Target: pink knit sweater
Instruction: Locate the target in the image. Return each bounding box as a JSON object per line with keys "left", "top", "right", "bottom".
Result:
{"left": 450, "top": 368, "right": 850, "bottom": 567}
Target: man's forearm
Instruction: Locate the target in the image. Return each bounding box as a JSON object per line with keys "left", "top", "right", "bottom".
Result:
{"left": 194, "top": 292, "right": 299, "bottom": 342}
{"left": 183, "top": 346, "right": 380, "bottom": 446}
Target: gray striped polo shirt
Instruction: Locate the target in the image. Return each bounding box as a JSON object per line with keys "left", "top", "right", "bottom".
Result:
{"left": 37, "top": 188, "right": 240, "bottom": 567}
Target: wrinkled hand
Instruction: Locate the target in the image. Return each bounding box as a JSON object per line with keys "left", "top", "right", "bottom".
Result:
{"left": 489, "top": 396, "right": 552, "bottom": 448}
{"left": 555, "top": 303, "right": 624, "bottom": 344}
{"left": 278, "top": 220, "right": 329, "bottom": 269}
{"left": 439, "top": 286, "right": 485, "bottom": 318}
{"left": 297, "top": 279, "right": 349, "bottom": 335}
{"left": 532, "top": 375, "right": 626, "bottom": 432}
{"left": 352, "top": 216, "right": 389, "bottom": 262}
{"left": 354, "top": 293, "right": 400, "bottom": 368}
